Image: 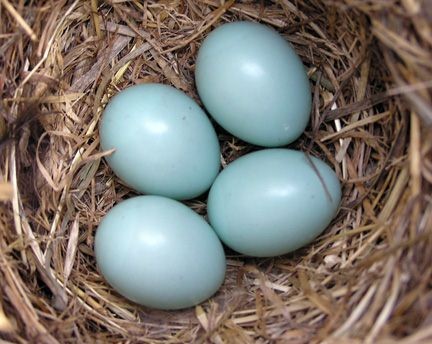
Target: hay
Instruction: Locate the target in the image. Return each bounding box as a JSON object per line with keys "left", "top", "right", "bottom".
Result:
{"left": 0, "top": 0, "right": 431, "bottom": 342}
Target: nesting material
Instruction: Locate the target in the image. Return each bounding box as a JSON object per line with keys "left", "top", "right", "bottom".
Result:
{"left": 0, "top": 1, "right": 431, "bottom": 343}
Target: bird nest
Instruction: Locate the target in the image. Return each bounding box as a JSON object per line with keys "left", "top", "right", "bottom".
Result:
{"left": 1, "top": 1, "right": 431, "bottom": 343}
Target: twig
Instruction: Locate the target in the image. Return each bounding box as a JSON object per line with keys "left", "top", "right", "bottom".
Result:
{"left": 1, "top": 0, "right": 37, "bottom": 41}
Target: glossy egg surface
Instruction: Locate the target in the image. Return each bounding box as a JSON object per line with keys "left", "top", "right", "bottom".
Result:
{"left": 100, "top": 83, "right": 220, "bottom": 200}
{"left": 207, "top": 149, "right": 341, "bottom": 257}
{"left": 95, "top": 196, "right": 226, "bottom": 309}
{"left": 196, "top": 22, "right": 311, "bottom": 147}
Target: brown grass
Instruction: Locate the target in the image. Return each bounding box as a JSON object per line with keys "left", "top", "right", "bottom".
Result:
{"left": 1, "top": 0, "right": 431, "bottom": 343}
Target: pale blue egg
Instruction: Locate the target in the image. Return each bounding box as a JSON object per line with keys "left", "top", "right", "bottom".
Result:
{"left": 195, "top": 21, "right": 311, "bottom": 147}
{"left": 95, "top": 196, "right": 226, "bottom": 310}
{"left": 100, "top": 83, "right": 220, "bottom": 200}
{"left": 207, "top": 149, "right": 341, "bottom": 257}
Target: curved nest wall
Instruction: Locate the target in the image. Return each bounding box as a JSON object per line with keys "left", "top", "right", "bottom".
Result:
{"left": 1, "top": 1, "right": 431, "bottom": 343}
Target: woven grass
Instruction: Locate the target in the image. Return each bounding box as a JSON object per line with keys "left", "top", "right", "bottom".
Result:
{"left": 1, "top": 0, "right": 432, "bottom": 343}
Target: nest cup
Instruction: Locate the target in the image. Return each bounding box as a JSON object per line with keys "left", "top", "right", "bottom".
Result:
{"left": 1, "top": 1, "right": 431, "bottom": 343}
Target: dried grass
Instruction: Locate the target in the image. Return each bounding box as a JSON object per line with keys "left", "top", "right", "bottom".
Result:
{"left": 1, "top": 0, "right": 431, "bottom": 343}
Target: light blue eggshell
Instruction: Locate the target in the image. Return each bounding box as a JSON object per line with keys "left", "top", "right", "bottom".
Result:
{"left": 195, "top": 21, "right": 311, "bottom": 147}
{"left": 207, "top": 149, "right": 341, "bottom": 257}
{"left": 94, "top": 196, "right": 226, "bottom": 310}
{"left": 100, "top": 83, "right": 220, "bottom": 200}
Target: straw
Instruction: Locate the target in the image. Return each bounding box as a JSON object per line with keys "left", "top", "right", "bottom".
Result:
{"left": 0, "top": 1, "right": 431, "bottom": 342}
